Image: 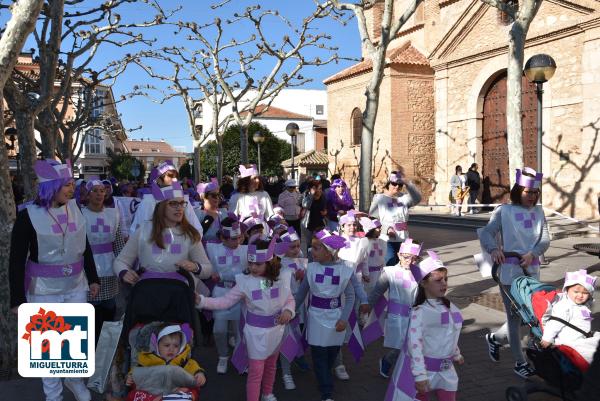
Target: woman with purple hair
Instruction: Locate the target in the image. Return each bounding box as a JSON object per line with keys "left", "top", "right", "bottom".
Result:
{"left": 9, "top": 159, "right": 100, "bottom": 401}
{"left": 326, "top": 178, "right": 355, "bottom": 232}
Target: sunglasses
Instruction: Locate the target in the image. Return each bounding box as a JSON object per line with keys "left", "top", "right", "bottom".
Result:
{"left": 390, "top": 182, "right": 402, "bottom": 187}
{"left": 167, "top": 200, "right": 188, "bottom": 209}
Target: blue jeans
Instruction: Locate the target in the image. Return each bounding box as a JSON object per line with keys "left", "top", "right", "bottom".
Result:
{"left": 311, "top": 345, "right": 340, "bottom": 400}
{"left": 386, "top": 241, "right": 401, "bottom": 266}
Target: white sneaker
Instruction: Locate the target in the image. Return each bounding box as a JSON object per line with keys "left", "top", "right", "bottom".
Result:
{"left": 261, "top": 394, "right": 278, "bottom": 401}
{"left": 334, "top": 364, "right": 350, "bottom": 380}
{"left": 64, "top": 378, "right": 91, "bottom": 401}
{"left": 217, "top": 356, "right": 229, "bottom": 374}
{"left": 282, "top": 374, "right": 296, "bottom": 390}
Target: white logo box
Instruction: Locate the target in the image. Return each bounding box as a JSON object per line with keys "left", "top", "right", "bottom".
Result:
{"left": 18, "top": 303, "right": 95, "bottom": 378}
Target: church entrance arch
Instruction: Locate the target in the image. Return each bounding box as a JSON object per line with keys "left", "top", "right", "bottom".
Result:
{"left": 481, "top": 72, "right": 538, "bottom": 204}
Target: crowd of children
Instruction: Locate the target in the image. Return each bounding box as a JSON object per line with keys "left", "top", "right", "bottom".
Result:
{"left": 8, "top": 160, "right": 599, "bottom": 401}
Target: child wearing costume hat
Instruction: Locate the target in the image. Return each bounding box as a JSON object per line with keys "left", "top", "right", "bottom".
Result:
{"left": 9, "top": 159, "right": 100, "bottom": 401}
{"left": 358, "top": 217, "right": 386, "bottom": 294}
{"left": 366, "top": 237, "right": 421, "bottom": 379}
{"left": 294, "top": 229, "right": 356, "bottom": 401}
{"left": 197, "top": 235, "right": 295, "bottom": 401}
{"left": 541, "top": 269, "right": 599, "bottom": 363}
{"left": 386, "top": 251, "right": 464, "bottom": 401}
{"left": 205, "top": 214, "right": 248, "bottom": 374}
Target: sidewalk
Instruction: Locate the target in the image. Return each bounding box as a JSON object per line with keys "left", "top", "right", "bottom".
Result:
{"left": 1, "top": 232, "right": 598, "bottom": 401}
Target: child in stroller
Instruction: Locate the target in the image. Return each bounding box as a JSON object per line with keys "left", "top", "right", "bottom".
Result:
{"left": 126, "top": 323, "right": 205, "bottom": 401}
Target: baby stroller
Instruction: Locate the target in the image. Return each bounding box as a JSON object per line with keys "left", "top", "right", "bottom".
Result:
{"left": 491, "top": 252, "right": 589, "bottom": 401}
{"left": 120, "top": 270, "right": 203, "bottom": 400}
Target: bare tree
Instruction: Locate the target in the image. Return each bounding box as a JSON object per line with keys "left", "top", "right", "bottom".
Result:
{"left": 323, "top": 0, "right": 423, "bottom": 211}
{"left": 480, "top": 0, "right": 543, "bottom": 184}
{"left": 207, "top": 2, "right": 340, "bottom": 165}
{"left": 0, "top": 0, "right": 45, "bottom": 376}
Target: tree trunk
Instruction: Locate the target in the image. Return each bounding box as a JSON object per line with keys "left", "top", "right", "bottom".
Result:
{"left": 240, "top": 124, "right": 248, "bottom": 165}
{"left": 14, "top": 110, "right": 38, "bottom": 200}
{"left": 38, "top": 111, "right": 58, "bottom": 159}
{"left": 506, "top": 22, "right": 526, "bottom": 185}
{"left": 0, "top": 0, "right": 46, "bottom": 376}
{"left": 359, "top": 86, "right": 380, "bottom": 212}
{"left": 193, "top": 145, "right": 201, "bottom": 182}
{"left": 217, "top": 138, "right": 224, "bottom": 183}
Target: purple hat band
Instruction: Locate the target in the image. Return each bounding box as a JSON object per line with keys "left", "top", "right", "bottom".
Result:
{"left": 274, "top": 227, "right": 300, "bottom": 256}
{"left": 85, "top": 180, "right": 105, "bottom": 191}
{"left": 247, "top": 234, "right": 278, "bottom": 263}
{"left": 389, "top": 173, "right": 402, "bottom": 184}
{"left": 410, "top": 250, "right": 445, "bottom": 282}
{"left": 239, "top": 164, "right": 258, "bottom": 178}
{"left": 399, "top": 238, "right": 422, "bottom": 256}
{"left": 315, "top": 229, "right": 348, "bottom": 252}
{"left": 515, "top": 167, "right": 543, "bottom": 189}
{"left": 197, "top": 178, "right": 219, "bottom": 194}
{"left": 359, "top": 217, "right": 381, "bottom": 233}
{"left": 34, "top": 159, "right": 73, "bottom": 183}
{"left": 331, "top": 178, "right": 347, "bottom": 188}
{"left": 149, "top": 160, "right": 176, "bottom": 183}
{"left": 152, "top": 182, "right": 184, "bottom": 202}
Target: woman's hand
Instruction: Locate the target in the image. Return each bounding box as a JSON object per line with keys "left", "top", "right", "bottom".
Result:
{"left": 415, "top": 380, "right": 430, "bottom": 394}
{"left": 335, "top": 320, "right": 347, "bottom": 332}
{"left": 490, "top": 249, "right": 505, "bottom": 264}
{"left": 520, "top": 252, "right": 535, "bottom": 268}
{"left": 126, "top": 373, "right": 134, "bottom": 386}
{"left": 194, "top": 372, "right": 207, "bottom": 387}
{"left": 123, "top": 270, "right": 140, "bottom": 285}
{"left": 176, "top": 260, "right": 199, "bottom": 273}
{"left": 294, "top": 269, "right": 305, "bottom": 282}
{"left": 88, "top": 283, "right": 100, "bottom": 298}
{"left": 278, "top": 310, "right": 293, "bottom": 325}
{"left": 362, "top": 275, "right": 371, "bottom": 283}
{"left": 540, "top": 340, "right": 553, "bottom": 348}
{"left": 387, "top": 228, "right": 397, "bottom": 239}
{"left": 454, "top": 355, "right": 465, "bottom": 365}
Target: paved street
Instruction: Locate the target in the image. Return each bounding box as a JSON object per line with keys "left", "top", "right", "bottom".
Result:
{"left": 2, "top": 222, "right": 599, "bottom": 401}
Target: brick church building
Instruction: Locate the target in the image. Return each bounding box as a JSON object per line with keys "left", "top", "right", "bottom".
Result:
{"left": 325, "top": 0, "right": 600, "bottom": 219}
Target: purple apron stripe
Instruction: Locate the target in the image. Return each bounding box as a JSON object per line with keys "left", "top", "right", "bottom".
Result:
{"left": 25, "top": 259, "right": 84, "bottom": 293}
{"left": 368, "top": 265, "right": 383, "bottom": 273}
{"left": 396, "top": 352, "right": 417, "bottom": 396}
{"left": 140, "top": 270, "right": 188, "bottom": 283}
{"left": 280, "top": 331, "right": 300, "bottom": 361}
{"left": 245, "top": 310, "right": 280, "bottom": 328}
{"left": 347, "top": 334, "right": 364, "bottom": 362}
{"left": 424, "top": 355, "right": 454, "bottom": 372}
{"left": 91, "top": 242, "right": 113, "bottom": 255}
{"left": 361, "top": 321, "right": 384, "bottom": 347}
{"left": 388, "top": 300, "right": 410, "bottom": 316}
{"left": 310, "top": 295, "right": 341, "bottom": 309}
{"left": 504, "top": 256, "right": 540, "bottom": 266}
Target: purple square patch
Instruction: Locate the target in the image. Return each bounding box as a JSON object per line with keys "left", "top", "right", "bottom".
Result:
{"left": 251, "top": 290, "right": 262, "bottom": 300}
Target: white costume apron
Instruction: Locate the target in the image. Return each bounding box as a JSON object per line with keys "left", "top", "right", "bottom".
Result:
{"left": 306, "top": 261, "right": 354, "bottom": 347}
{"left": 498, "top": 205, "right": 544, "bottom": 284}
{"left": 364, "top": 238, "right": 386, "bottom": 294}
{"left": 208, "top": 244, "right": 247, "bottom": 320}
{"left": 26, "top": 199, "right": 88, "bottom": 296}
{"left": 382, "top": 266, "right": 418, "bottom": 349}
{"left": 371, "top": 194, "right": 411, "bottom": 242}
{"left": 338, "top": 236, "right": 368, "bottom": 280}
{"left": 236, "top": 270, "right": 293, "bottom": 359}
{"left": 82, "top": 207, "right": 119, "bottom": 277}
{"left": 231, "top": 191, "right": 274, "bottom": 222}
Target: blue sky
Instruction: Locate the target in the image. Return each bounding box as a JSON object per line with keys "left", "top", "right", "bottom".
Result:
{"left": 1, "top": 1, "right": 362, "bottom": 151}
{"left": 99, "top": 1, "right": 362, "bottom": 151}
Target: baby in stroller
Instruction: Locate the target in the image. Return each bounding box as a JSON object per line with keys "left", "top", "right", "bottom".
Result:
{"left": 126, "top": 323, "right": 206, "bottom": 401}
{"left": 540, "top": 269, "right": 599, "bottom": 364}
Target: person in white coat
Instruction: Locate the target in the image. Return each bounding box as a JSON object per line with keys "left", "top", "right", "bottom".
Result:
{"left": 385, "top": 251, "right": 464, "bottom": 401}
{"left": 82, "top": 179, "right": 121, "bottom": 343}
{"left": 230, "top": 164, "right": 274, "bottom": 223}
{"left": 9, "top": 160, "right": 100, "bottom": 401}
{"left": 541, "top": 269, "right": 599, "bottom": 363}
{"left": 294, "top": 229, "right": 356, "bottom": 401}
{"left": 197, "top": 235, "right": 295, "bottom": 401}
{"left": 129, "top": 160, "right": 202, "bottom": 236}
{"left": 480, "top": 167, "right": 550, "bottom": 378}
{"left": 369, "top": 170, "right": 421, "bottom": 266}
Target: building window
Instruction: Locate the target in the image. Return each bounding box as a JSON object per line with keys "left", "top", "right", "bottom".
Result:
{"left": 194, "top": 104, "right": 203, "bottom": 119}
{"left": 351, "top": 108, "right": 362, "bottom": 146}
{"left": 91, "top": 91, "right": 105, "bottom": 119}
{"left": 316, "top": 105, "right": 324, "bottom": 115}
{"left": 85, "top": 129, "right": 102, "bottom": 154}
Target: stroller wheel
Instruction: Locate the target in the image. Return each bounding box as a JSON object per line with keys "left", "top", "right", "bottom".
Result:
{"left": 506, "top": 386, "right": 528, "bottom": 401}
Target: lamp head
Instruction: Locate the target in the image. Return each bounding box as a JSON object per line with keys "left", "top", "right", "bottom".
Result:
{"left": 524, "top": 54, "right": 557, "bottom": 84}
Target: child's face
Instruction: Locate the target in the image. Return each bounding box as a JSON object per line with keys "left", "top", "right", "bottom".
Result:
{"left": 398, "top": 253, "right": 416, "bottom": 268}
{"left": 285, "top": 240, "right": 301, "bottom": 258}
{"left": 248, "top": 226, "right": 264, "bottom": 238}
{"left": 311, "top": 238, "right": 333, "bottom": 263}
{"left": 421, "top": 269, "right": 448, "bottom": 299}
{"left": 222, "top": 235, "right": 241, "bottom": 249}
{"left": 342, "top": 222, "right": 356, "bottom": 236}
{"left": 567, "top": 284, "right": 590, "bottom": 305}
{"left": 248, "top": 261, "right": 267, "bottom": 276}
{"left": 157, "top": 335, "right": 181, "bottom": 361}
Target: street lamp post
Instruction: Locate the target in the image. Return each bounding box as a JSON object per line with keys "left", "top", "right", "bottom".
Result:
{"left": 524, "top": 54, "right": 557, "bottom": 198}
{"left": 252, "top": 131, "right": 265, "bottom": 175}
{"left": 286, "top": 122, "right": 299, "bottom": 179}
{"left": 189, "top": 158, "right": 194, "bottom": 182}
